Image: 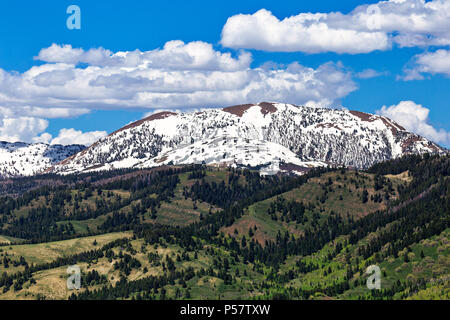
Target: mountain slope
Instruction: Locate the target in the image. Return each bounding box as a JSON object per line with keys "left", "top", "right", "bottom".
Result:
{"left": 48, "top": 102, "right": 446, "bottom": 175}
{"left": 0, "top": 142, "right": 85, "bottom": 178}
{"left": 0, "top": 154, "right": 448, "bottom": 300}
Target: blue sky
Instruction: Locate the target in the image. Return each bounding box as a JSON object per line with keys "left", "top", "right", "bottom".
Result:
{"left": 0, "top": 0, "right": 449, "bottom": 147}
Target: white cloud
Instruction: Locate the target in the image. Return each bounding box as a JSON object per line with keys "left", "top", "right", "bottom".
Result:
{"left": 377, "top": 100, "right": 450, "bottom": 145}
{"left": 142, "top": 40, "right": 253, "bottom": 71}
{"left": 49, "top": 128, "right": 107, "bottom": 146}
{"left": 221, "top": 9, "right": 389, "bottom": 54}
{"left": 0, "top": 104, "right": 101, "bottom": 145}
{"left": 0, "top": 111, "right": 104, "bottom": 146}
{"left": 32, "top": 132, "right": 52, "bottom": 144}
{"left": 409, "top": 49, "right": 450, "bottom": 77}
{"left": 0, "top": 105, "right": 90, "bottom": 143}
{"left": 356, "top": 69, "right": 389, "bottom": 79}
{"left": 398, "top": 68, "right": 426, "bottom": 81}
{"left": 414, "top": 50, "right": 450, "bottom": 75}
{"left": 0, "top": 42, "right": 357, "bottom": 112}
{"left": 0, "top": 106, "right": 51, "bottom": 143}
{"left": 221, "top": 1, "right": 450, "bottom": 53}
{"left": 401, "top": 49, "right": 450, "bottom": 80}
{"left": 35, "top": 44, "right": 113, "bottom": 66}
{"left": 35, "top": 42, "right": 252, "bottom": 71}
{"left": 0, "top": 116, "right": 48, "bottom": 143}
{"left": 0, "top": 106, "right": 90, "bottom": 119}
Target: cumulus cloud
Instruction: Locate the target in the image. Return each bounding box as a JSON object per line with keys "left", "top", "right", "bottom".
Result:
{"left": 221, "top": 1, "right": 450, "bottom": 53}
{"left": 0, "top": 105, "right": 91, "bottom": 143}
{"left": 400, "top": 49, "right": 450, "bottom": 80}
{"left": 377, "top": 100, "right": 450, "bottom": 146}
{"left": 35, "top": 41, "right": 252, "bottom": 71}
{"left": 35, "top": 44, "right": 113, "bottom": 66}
{"left": 0, "top": 117, "right": 49, "bottom": 143}
{"left": 221, "top": 9, "right": 389, "bottom": 54}
{"left": 49, "top": 128, "right": 107, "bottom": 146}
{"left": 0, "top": 105, "right": 50, "bottom": 143}
{"left": 0, "top": 42, "right": 356, "bottom": 112}
{"left": 0, "top": 113, "right": 105, "bottom": 146}
{"left": 32, "top": 132, "right": 52, "bottom": 144}
{"left": 0, "top": 104, "right": 101, "bottom": 145}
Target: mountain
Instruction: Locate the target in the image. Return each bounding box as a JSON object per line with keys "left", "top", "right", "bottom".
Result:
{"left": 47, "top": 102, "right": 445, "bottom": 175}
{"left": 0, "top": 141, "right": 85, "bottom": 178}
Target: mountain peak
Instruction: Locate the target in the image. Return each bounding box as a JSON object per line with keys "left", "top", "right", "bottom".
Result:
{"left": 111, "top": 111, "right": 178, "bottom": 136}
{"left": 42, "top": 102, "right": 445, "bottom": 176}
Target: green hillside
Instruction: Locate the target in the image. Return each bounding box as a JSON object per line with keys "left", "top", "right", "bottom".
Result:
{"left": 0, "top": 155, "right": 448, "bottom": 300}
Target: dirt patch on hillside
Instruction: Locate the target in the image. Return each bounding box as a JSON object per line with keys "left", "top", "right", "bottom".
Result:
{"left": 222, "top": 104, "right": 254, "bottom": 117}
{"left": 223, "top": 102, "right": 278, "bottom": 117}
{"left": 258, "top": 102, "right": 278, "bottom": 115}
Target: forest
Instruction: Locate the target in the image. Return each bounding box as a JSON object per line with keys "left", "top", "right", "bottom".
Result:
{"left": 0, "top": 154, "right": 447, "bottom": 300}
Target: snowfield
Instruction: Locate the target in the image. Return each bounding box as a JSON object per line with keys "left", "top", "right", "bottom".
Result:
{"left": 0, "top": 142, "right": 84, "bottom": 178}
{"left": 3, "top": 102, "right": 445, "bottom": 177}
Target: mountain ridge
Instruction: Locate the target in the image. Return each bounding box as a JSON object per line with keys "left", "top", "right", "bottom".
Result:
{"left": 0, "top": 141, "right": 85, "bottom": 178}
{"left": 0, "top": 102, "right": 446, "bottom": 178}
{"left": 45, "top": 102, "right": 446, "bottom": 176}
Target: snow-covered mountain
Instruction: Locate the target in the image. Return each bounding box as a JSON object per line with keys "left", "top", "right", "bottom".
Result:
{"left": 0, "top": 142, "right": 84, "bottom": 178}
{"left": 46, "top": 102, "right": 446, "bottom": 176}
